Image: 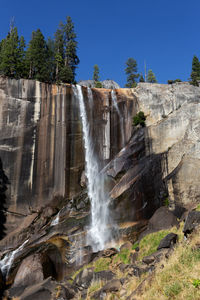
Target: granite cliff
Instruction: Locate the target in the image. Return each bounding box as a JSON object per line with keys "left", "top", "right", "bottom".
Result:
{"left": 0, "top": 77, "right": 200, "bottom": 298}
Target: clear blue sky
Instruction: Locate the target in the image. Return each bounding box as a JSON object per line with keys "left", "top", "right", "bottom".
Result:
{"left": 1, "top": 0, "right": 200, "bottom": 86}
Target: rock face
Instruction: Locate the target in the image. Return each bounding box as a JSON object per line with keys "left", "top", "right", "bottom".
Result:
{"left": 78, "top": 79, "right": 120, "bottom": 89}
{"left": 0, "top": 77, "right": 134, "bottom": 232}
{"left": 1, "top": 78, "right": 200, "bottom": 236}
{"left": 135, "top": 82, "right": 200, "bottom": 208}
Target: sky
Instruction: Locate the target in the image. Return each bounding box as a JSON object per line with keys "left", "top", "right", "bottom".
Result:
{"left": 1, "top": 0, "right": 200, "bottom": 87}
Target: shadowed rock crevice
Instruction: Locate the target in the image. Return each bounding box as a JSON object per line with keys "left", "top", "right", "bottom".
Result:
{"left": 0, "top": 158, "right": 9, "bottom": 240}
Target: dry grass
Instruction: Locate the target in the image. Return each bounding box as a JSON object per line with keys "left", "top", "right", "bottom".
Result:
{"left": 86, "top": 279, "right": 105, "bottom": 299}
{"left": 134, "top": 229, "right": 200, "bottom": 299}
{"left": 137, "top": 222, "right": 184, "bottom": 261}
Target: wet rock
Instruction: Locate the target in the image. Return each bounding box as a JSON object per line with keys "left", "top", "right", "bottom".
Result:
{"left": 41, "top": 207, "right": 57, "bottom": 219}
{"left": 94, "top": 270, "right": 115, "bottom": 282}
{"left": 80, "top": 170, "right": 86, "bottom": 187}
{"left": 11, "top": 277, "right": 55, "bottom": 300}
{"left": 183, "top": 211, "right": 200, "bottom": 235}
{"left": 93, "top": 279, "right": 121, "bottom": 299}
{"left": 74, "top": 268, "right": 94, "bottom": 288}
{"left": 102, "top": 248, "right": 118, "bottom": 258}
{"left": 13, "top": 253, "right": 55, "bottom": 287}
{"left": 120, "top": 241, "right": 132, "bottom": 251}
{"left": 119, "top": 263, "right": 129, "bottom": 272}
{"left": 142, "top": 249, "right": 170, "bottom": 265}
{"left": 127, "top": 264, "right": 154, "bottom": 277}
{"left": 157, "top": 233, "right": 178, "bottom": 250}
{"left": 74, "top": 268, "right": 115, "bottom": 290}
{"left": 130, "top": 252, "right": 138, "bottom": 263}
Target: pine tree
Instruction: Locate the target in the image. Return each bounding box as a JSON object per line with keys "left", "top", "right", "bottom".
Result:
{"left": 139, "top": 73, "right": 145, "bottom": 82}
{"left": 0, "top": 26, "right": 26, "bottom": 78}
{"left": 54, "top": 25, "right": 65, "bottom": 81}
{"left": 147, "top": 69, "right": 157, "bottom": 83}
{"left": 46, "top": 37, "right": 56, "bottom": 82}
{"left": 62, "top": 16, "right": 80, "bottom": 82}
{"left": 190, "top": 55, "right": 200, "bottom": 86}
{"left": 125, "top": 58, "right": 139, "bottom": 87}
{"left": 93, "top": 64, "right": 100, "bottom": 81}
{"left": 25, "top": 29, "right": 50, "bottom": 82}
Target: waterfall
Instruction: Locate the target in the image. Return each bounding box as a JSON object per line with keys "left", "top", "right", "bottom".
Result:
{"left": 0, "top": 239, "right": 29, "bottom": 276}
{"left": 51, "top": 211, "right": 60, "bottom": 226}
{"left": 73, "top": 85, "right": 112, "bottom": 252}
{"left": 111, "top": 90, "right": 125, "bottom": 147}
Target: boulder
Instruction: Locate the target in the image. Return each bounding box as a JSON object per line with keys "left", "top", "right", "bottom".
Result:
{"left": 127, "top": 264, "right": 154, "bottom": 277}
{"left": 139, "top": 207, "right": 179, "bottom": 240}
{"left": 157, "top": 233, "right": 178, "bottom": 250}
{"left": 13, "top": 253, "right": 55, "bottom": 288}
{"left": 94, "top": 270, "right": 115, "bottom": 282}
{"left": 148, "top": 207, "right": 179, "bottom": 231}
{"left": 120, "top": 241, "right": 132, "bottom": 251}
{"left": 130, "top": 252, "right": 138, "bottom": 263}
{"left": 93, "top": 279, "right": 121, "bottom": 299}
{"left": 183, "top": 211, "right": 200, "bottom": 235}
{"left": 73, "top": 268, "right": 94, "bottom": 289}
{"left": 102, "top": 248, "right": 118, "bottom": 258}
{"left": 142, "top": 248, "right": 169, "bottom": 265}
{"left": 74, "top": 268, "right": 115, "bottom": 290}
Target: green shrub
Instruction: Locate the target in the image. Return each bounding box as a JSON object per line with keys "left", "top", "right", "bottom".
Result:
{"left": 192, "top": 279, "right": 200, "bottom": 288}
{"left": 133, "top": 111, "right": 146, "bottom": 127}
{"left": 168, "top": 79, "right": 182, "bottom": 84}
{"left": 163, "top": 197, "right": 169, "bottom": 207}
{"left": 95, "top": 81, "right": 103, "bottom": 88}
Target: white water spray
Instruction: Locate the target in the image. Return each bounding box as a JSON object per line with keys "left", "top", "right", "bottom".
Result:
{"left": 51, "top": 211, "right": 60, "bottom": 226}
{"left": 73, "top": 85, "right": 112, "bottom": 252}
{"left": 0, "top": 239, "right": 29, "bottom": 276}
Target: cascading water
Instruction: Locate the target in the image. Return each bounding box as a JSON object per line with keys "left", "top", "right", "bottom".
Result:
{"left": 51, "top": 211, "right": 60, "bottom": 226}
{"left": 73, "top": 85, "right": 112, "bottom": 252}
{"left": 0, "top": 239, "right": 29, "bottom": 277}
{"left": 111, "top": 90, "right": 125, "bottom": 147}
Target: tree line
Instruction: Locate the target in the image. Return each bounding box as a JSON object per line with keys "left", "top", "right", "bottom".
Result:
{"left": 0, "top": 16, "right": 79, "bottom": 83}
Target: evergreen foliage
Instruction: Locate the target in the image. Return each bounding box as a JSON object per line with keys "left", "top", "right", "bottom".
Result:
{"left": 0, "top": 17, "right": 79, "bottom": 83}
{"left": 139, "top": 73, "right": 145, "bottom": 82}
{"left": 190, "top": 55, "right": 200, "bottom": 86}
{"left": 25, "top": 29, "right": 50, "bottom": 82}
{"left": 0, "top": 26, "right": 26, "bottom": 78}
{"left": 125, "top": 57, "right": 139, "bottom": 87}
{"left": 147, "top": 69, "right": 157, "bottom": 83}
{"left": 95, "top": 81, "right": 102, "bottom": 88}
{"left": 62, "top": 16, "right": 80, "bottom": 82}
{"left": 93, "top": 64, "right": 100, "bottom": 82}
{"left": 133, "top": 111, "right": 146, "bottom": 127}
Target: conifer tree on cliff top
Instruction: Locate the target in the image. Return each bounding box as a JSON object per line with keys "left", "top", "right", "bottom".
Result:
{"left": 62, "top": 16, "right": 80, "bottom": 83}
{"left": 147, "top": 69, "right": 157, "bottom": 83}
{"left": 93, "top": 64, "right": 100, "bottom": 82}
{"left": 25, "top": 29, "right": 50, "bottom": 82}
{"left": 125, "top": 58, "right": 139, "bottom": 87}
{"left": 0, "top": 26, "right": 26, "bottom": 78}
{"left": 190, "top": 55, "right": 200, "bottom": 86}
